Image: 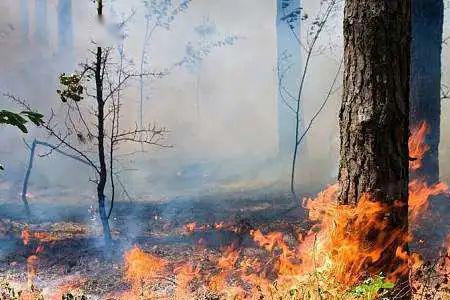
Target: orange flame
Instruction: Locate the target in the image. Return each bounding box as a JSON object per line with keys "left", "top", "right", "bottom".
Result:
{"left": 21, "top": 228, "right": 50, "bottom": 290}
{"left": 174, "top": 263, "right": 200, "bottom": 300}
{"left": 409, "top": 121, "right": 430, "bottom": 170}
{"left": 21, "top": 228, "right": 31, "bottom": 246}
{"left": 116, "top": 120, "right": 448, "bottom": 299}
{"left": 48, "top": 277, "right": 86, "bottom": 300}
{"left": 122, "top": 245, "right": 168, "bottom": 299}
{"left": 409, "top": 179, "right": 449, "bottom": 222}
{"left": 26, "top": 255, "right": 39, "bottom": 289}
{"left": 183, "top": 222, "right": 197, "bottom": 233}
{"left": 124, "top": 245, "right": 167, "bottom": 284}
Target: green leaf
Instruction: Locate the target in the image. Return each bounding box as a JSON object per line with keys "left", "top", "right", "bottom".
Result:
{"left": 0, "top": 110, "right": 28, "bottom": 133}
{"left": 58, "top": 73, "right": 84, "bottom": 103}
{"left": 21, "top": 111, "right": 44, "bottom": 126}
{"left": 381, "top": 281, "right": 395, "bottom": 289}
{"left": 350, "top": 275, "right": 394, "bottom": 299}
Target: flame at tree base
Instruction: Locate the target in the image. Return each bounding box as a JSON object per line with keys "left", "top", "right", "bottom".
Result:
{"left": 4, "top": 121, "right": 448, "bottom": 299}
{"left": 119, "top": 178, "right": 448, "bottom": 299}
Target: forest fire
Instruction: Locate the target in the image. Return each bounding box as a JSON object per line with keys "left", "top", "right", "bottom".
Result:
{"left": 182, "top": 221, "right": 238, "bottom": 235}
{"left": 21, "top": 229, "right": 51, "bottom": 289}
{"left": 1, "top": 121, "right": 447, "bottom": 299}
{"left": 409, "top": 121, "right": 430, "bottom": 171}
{"left": 122, "top": 245, "right": 169, "bottom": 299}
{"left": 1, "top": 0, "right": 449, "bottom": 298}
{"left": 113, "top": 122, "right": 450, "bottom": 299}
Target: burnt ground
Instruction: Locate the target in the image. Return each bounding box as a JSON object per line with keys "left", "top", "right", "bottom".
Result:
{"left": 0, "top": 189, "right": 310, "bottom": 298}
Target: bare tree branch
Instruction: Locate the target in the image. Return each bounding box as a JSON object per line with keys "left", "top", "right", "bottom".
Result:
{"left": 296, "top": 56, "right": 343, "bottom": 147}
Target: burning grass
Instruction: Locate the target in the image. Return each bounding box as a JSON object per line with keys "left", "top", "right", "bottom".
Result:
{"left": 113, "top": 186, "right": 449, "bottom": 299}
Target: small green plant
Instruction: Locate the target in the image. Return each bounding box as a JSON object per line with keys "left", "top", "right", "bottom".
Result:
{"left": 0, "top": 107, "right": 44, "bottom": 170}
{"left": 0, "top": 110, "right": 44, "bottom": 134}
{"left": 350, "top": 275, "right": 394, "bottom": 300}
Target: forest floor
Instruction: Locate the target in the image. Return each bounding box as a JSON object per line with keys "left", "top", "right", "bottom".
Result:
{"left": 0, "top": 189, "right": 310, "bottom": 299}
{"left": 0, "top": 189, "right": 448, "bottom": 299}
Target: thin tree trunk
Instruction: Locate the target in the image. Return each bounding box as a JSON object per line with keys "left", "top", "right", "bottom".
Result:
{"left": 21, "top": 139, "right": 36, "bottom": 220}
{"left": 97, "top": 0, "right": 103, "bottom": 18}
{"left": 410, "top": 0, "right": 443, "bottom": 184}
{"left": 20, "top": 0, "right": 29, "bottom": 44}
{"left": 276, "top": 0, "right": 301, "bottom": 164}
{"left": 139, "top": 18, "right": 151, "bottom": 132}
{"left": 338, "top": 0, "right": 411, "bottom": 296}
{"left": 95, "top": 46, "right": 112, "bottom": 247}
{"left": 57, "top": 0, "right": 73, "bottom": 55}
{"left": 21, "top": 139, "right": 93, "bottom": 221}
{"left": 35, "top": 0, "right": 48, "bottom": 48}
{"left": 287, "top": 0, "right": 334, "bottom": 199}
{"left": 196, "top": 71, "right": 201, "bottom": 120}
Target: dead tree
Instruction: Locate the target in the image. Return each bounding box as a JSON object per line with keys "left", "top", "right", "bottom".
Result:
{"left": 21, "top": 139, "right": 93, "bottom": 218}
{"left": 7, "top": 47, "right": 169, "bottom": 248}
{"left": 20, "top": 138, "right": 133, "bottom": 221}
{"left": 338, "top": 0, "right": 411, "bottom": 297}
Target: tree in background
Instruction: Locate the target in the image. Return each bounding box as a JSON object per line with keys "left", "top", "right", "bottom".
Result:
{"left": 276, "top": 0, "right": 302, "bottom": 166}
{"left": 137, "top": 0, "right": 238, "bottom": 132}
{"left": 181, "top": 17, "right": 239, "bottom": 120}
{"left": 277, "top": 0, "right": 339, "bottom": 198}
{"left": 338, "top": 0, "right": 411, "bottom": 297}
{"left": 138, "top": 0, "right": 192, "bottom": 131}
{"left": 0, "top": 108, "right": 43, "bottom": 172}
{"left": 410, "top": 0, "right": 443, "bottom": 184}
{"left": 57, "top": 0, "right": 74, "bottom": 60}
{"left": 0, "top": 107, "right": 43, "bottom": 217}
{"left": 35, "top": 0, "right": 48, "bottom": 48}
{"left": 20, "top": 0, "right": 28, "bottom": 44}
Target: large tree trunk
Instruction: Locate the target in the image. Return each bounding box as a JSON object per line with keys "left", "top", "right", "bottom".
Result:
{"left": 95, "top": 47, "right": 112, "bottom": 247}
{"left": 410, "top": 0, "right": 443, "bottom": 184}
{"left": 338, "top": 0, "right": 411, "bottom": 295}
{"left": 57, "top": 0, "right": 73, "bottom": 61}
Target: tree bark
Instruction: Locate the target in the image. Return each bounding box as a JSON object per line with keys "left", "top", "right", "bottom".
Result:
{"left": 410, "top": 0, "right": 443, "bottom": 184}
{"left": 338, "top": 0, "right": 410, "bottom": 296}
{"left": 95, "top": 47, "right": 112, "bottom": 247}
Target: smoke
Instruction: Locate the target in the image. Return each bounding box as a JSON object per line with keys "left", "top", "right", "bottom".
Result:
{"left": 0, "top": 0, "right": 355, "bottom": 213}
